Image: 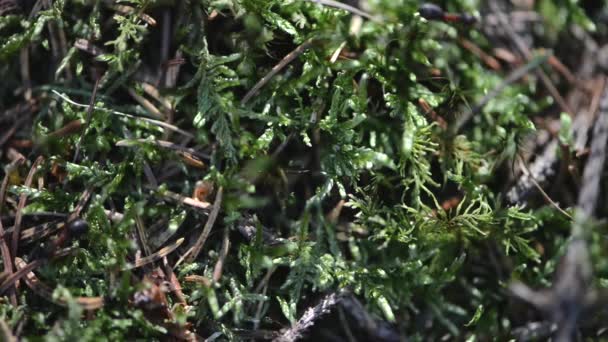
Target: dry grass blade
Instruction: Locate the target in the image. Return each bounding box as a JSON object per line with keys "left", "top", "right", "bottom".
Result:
{"left": 124, "top": 238, "right": 184, "bottom": 270}
{"left": 14, "top": 258, "right": 104, "bottom": 310}
{"left": 242, "top": 39, "right": 314, "bottom": 105}
{"left": 11, "top": 156, "right": 44, "bottom": 258}
{"left": 304, "top": 0, "right": 381, "bottom": 23}
{"left": 115, "top": 139, "right": 209, "bottom": 160}
{"left": 73, "top": 78, "right": 100, "bottom": 162}
{"left": 52, "top": 90, "right": 194, "bottom": 139}
{"left": 182, "top": 186, "right": 223, "bottom": 264}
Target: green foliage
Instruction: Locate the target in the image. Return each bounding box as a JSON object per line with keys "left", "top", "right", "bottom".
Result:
{"left": 0, "top": 0, "right": 601, "bottom": 340}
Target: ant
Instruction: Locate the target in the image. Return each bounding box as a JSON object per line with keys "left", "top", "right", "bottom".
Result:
{"left": 419, "top": 3, "right": 477, "bottom": 25}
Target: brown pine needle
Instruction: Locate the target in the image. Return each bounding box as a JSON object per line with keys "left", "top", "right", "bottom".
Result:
{"left": 15, "top": 258, "right": 104, "bottom": 310}
{"left": 242, "top": 39, "right": 315, "bottom": 105}
{"left": 125, "top": 238, "right": 184, "bottom": 270}
{"left": 517, "top": 154, "right": 572, "bottom": 220}
{"left": 180, "top": 186, "right": 224, "bottom": 265}
{"left": 11, "top": 156, "right": 44, "bottom": 258}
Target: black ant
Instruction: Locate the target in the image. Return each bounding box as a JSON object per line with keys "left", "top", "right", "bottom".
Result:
{"left": 419, "top": 3, "right": 477, "bottom": 25}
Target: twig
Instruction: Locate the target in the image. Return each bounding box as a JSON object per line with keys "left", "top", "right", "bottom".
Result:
{"left": 11, "top": 156, "right": 44, "bottom": 258}
{"left": 180, "top": 186, "right": 224, "bottom": 265}
{"left": 242, "top": 39, "right": 315, "bottom": 105}
{"left": 73, "top": 78, "right": 100, "bottom": 162}
{"left": 52, "top": 90, "right": 194, "bottom": 138}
